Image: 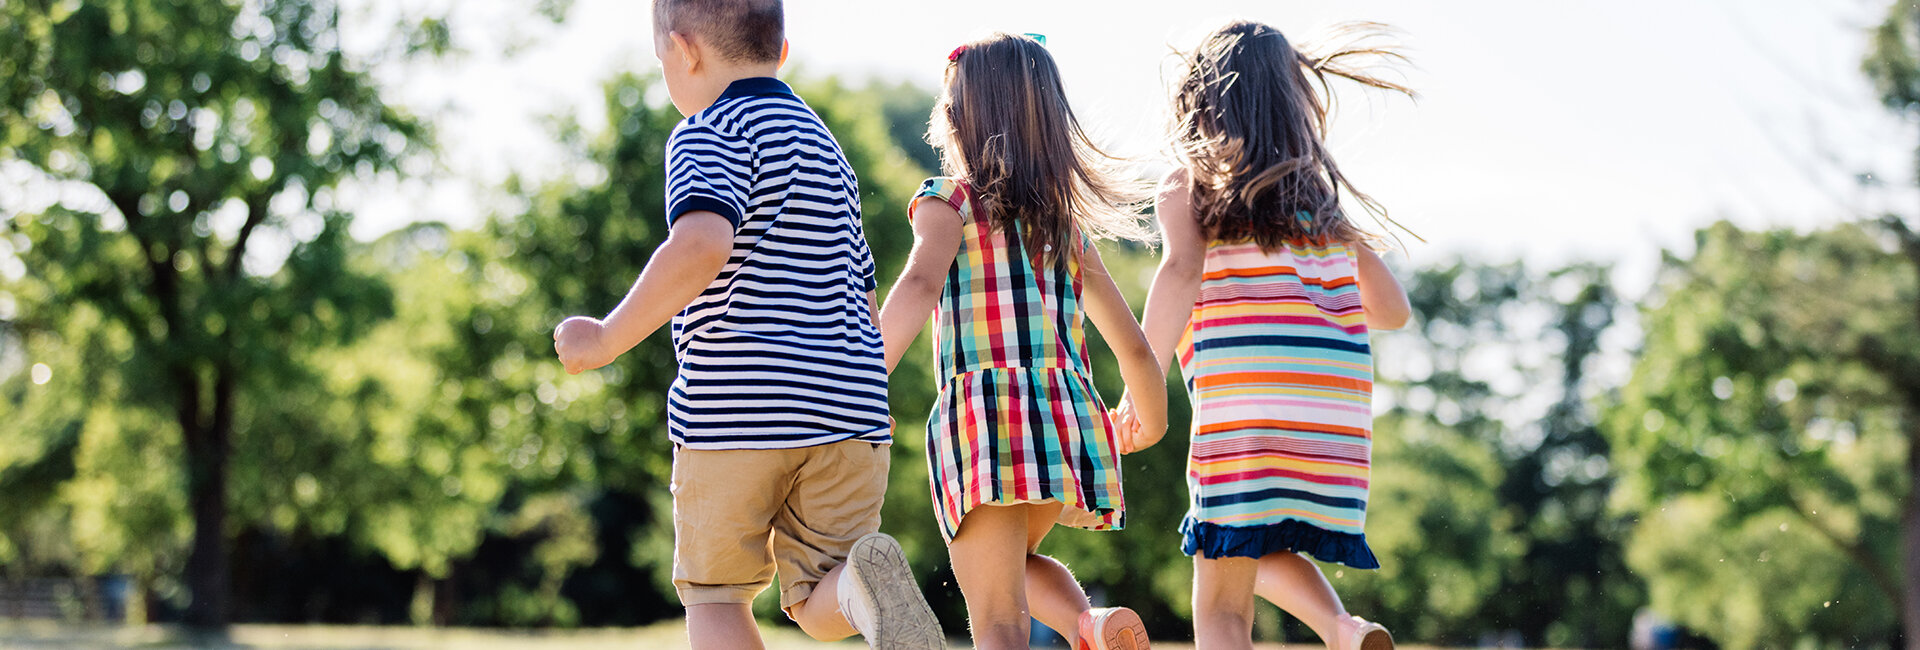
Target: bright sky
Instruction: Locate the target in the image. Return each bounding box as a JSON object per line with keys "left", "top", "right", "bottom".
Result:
{"left": 348, "top": 0, "right": 1918, "bottom": 296}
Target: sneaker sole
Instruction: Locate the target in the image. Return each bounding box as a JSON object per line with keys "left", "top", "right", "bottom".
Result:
{"left": 1089, "top": 607, "right": 1149, "bottom": 650}
{"left": 847, "top": 533, "right": 943, "bottom": 650}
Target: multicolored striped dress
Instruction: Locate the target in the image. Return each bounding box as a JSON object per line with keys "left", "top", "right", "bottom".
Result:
{"left": 913, "top": 178, "right": 1125, "bottom": 544}
{"left": 1175, "top": 237, "right": 1380, "bottom": 568}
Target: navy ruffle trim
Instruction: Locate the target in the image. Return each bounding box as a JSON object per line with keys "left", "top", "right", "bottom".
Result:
{"left": 1179, "top": 517, "right": 1382, "bottom": 569}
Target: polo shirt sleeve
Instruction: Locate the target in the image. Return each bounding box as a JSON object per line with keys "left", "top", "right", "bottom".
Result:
{"left": 664, "top": 122, "right": 752, "bottom": 228}
{"left": 851, "top": 204, "right": 877, "bottom": 292}
{"left": 858, "top": 242, "right": 876, "bottom": 293}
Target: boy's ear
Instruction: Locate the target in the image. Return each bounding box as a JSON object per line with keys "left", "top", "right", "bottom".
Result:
{"left": 669, "top": 30, "right": 701, "bottom": 73}
{"left": 778, "top": 39, "right": 790, "bottom": 69}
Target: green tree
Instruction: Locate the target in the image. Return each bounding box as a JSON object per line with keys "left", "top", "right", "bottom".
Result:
{"left": 0, "top": 0, "right": 422, "bottom": 628}
{"left": 1330, "top": 260, "right": 1637, "bottom": 646}
{"left": 1476, "top": 263, "right": 1640, "bottom": 647}
{"left": 1607, "top": 221, "right": 1913, "bottom": 647}
{"left": 1863, "top": 3, "right": 1920, "bottom": 644}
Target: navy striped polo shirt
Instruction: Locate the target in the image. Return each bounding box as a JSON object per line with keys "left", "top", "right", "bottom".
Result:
{"left": 662, "top": 77, "right": 890, "bottom": 449}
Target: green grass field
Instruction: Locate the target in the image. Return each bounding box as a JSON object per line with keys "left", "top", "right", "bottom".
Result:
{"left": 0, "top": 620, "right": 1429, "bottom": 649}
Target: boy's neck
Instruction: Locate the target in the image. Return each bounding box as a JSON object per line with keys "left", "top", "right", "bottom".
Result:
{"left": 715, "top": 62, "right": 781, "bottom": 84}
{"left": 687, "top": 63, "right": 783, "bottom": 113}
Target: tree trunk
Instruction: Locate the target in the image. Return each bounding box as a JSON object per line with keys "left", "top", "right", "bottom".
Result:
{"left": 181, "top": 436, "right": 229, "bottom": 630}
{"left": 1905, "top": 210, "right": 1920, "bottom": 648}
{"left": 1906, "top": 436, "right": 1920, "bottom": 650}
{"left": 1898, "top": 214, "right": 1920, "bottom": 649}
{"left": 181, "top": 371, "right": 233, "bottom": 631}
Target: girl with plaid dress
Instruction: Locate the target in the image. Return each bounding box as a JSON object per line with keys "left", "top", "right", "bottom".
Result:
{"left": 877, "top": 33, "right": 1168, "bottom": 650}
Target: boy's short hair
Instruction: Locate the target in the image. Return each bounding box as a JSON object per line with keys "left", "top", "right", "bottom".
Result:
{"left": 653, "top": 0, "right": 784, "bottom": 64}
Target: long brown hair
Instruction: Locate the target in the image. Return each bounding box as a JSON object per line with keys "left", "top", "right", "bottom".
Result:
{"left": 1171, "top": 20, "right": 1419, "bottom": 250}
{"left": 929, "top": 33, "right": 1152, "bottom": 267}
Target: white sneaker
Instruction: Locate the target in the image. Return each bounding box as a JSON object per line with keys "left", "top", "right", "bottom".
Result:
{"left": 837, "top": 533, "right": 943, "bottom": 649}
{"left": 1345, "top": 616, "right": 1393, "bottom": 650}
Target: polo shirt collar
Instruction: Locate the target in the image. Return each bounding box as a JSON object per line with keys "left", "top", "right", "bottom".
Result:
{"left": 716, "top": 77, "right": 794, "bottom": 102}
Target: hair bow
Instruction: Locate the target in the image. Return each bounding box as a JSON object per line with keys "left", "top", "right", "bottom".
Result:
{"left": 948, "top": 44, "right": 967, "bottom": 62}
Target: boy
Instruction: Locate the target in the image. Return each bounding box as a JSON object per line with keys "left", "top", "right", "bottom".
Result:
{"left": 552, "top": 1, "right": 942, "bottom": 648}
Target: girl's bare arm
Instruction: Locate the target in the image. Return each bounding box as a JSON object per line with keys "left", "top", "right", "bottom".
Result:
{"left": 877, "top": 199, "right": 964, "bottom": 373}
{"left": 1139, "top": 171, "right": 1208, "bottom": 374}
{"left": 1082, "top": 243, "right": 1168, "bottom": 452}
{"left": 1353, "top": 245, "right": 1411, "bottom": 331}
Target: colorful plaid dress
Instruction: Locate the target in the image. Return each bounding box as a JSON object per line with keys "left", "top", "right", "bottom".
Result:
{"left": 912, "top": 178, "right": 1125, "bottom": 544}
{"left": 1174, "top": 237, "right": 1380, "bottom": 568}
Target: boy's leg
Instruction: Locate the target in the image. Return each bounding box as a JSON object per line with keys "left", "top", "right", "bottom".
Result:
{"left": 773, "top": 440, "right": 884, "bottom": 639}
{"left": 1193, "top": 553, "right": 1259, "bottom": 650}
{"left": 686, "top": 604, "right": 765, "bottom": 650}
{"left": 774, "top": 440, "right": 940, "bottom": 647}
{"left": 671, "top": 447, "right": 797, "bottom": 650}
{"left": 788, "top": 561, "right": 855, "bottom": 638}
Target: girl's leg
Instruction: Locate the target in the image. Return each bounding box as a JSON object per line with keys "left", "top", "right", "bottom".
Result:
{"left": 948, "top": 503, "right": 1046, "bottom": 650}
{"left": 1018, "top": 503, "right": 1090, "bottom": 645}
{"left": 1254, "top": 551, "right": 1368, "bottom": 648}
{"left": 1193, "top": 553, "right": 1259, "bottom": 650}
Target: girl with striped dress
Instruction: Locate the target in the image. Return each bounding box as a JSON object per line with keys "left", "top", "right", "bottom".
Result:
{"left": 1121, "top": 20, "right": 1415, "bottom": 650}
{"left": 876, "top": 33, "right": 1167, "bottom": 650}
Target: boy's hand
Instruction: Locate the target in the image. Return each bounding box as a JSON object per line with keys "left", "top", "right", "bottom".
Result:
{"left": 554, "top": 316, "right": 614, "bottom": 374}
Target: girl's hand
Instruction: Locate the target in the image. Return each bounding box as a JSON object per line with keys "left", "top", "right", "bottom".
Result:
{"left": 1111, "top": 395, "right": 1139, "bottom": 454}
{"left": 1111, "top": 392, "right": 1165, "bottom": 455}
{"left": 554, "top": 316, "right": 613, "bottom": 374}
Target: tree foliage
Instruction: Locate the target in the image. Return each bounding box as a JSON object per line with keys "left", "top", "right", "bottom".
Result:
{"left": 0, "top": 0, "right": 423, "bottom": 627}
{"left": 1607, "top": 221, "right": 1916, "bottom": 648}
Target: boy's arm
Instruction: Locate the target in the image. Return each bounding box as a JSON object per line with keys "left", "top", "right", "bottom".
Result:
{"left": 1353, "top": 245, "right": 1412, "bottom": 331}
{"left": 554, "top": 211, "right": 733, "bottom": 374}
{"left": 878, "top": 199, "right": 963, "bottom": 373}
{"left": 1081, "top": 243, "right": 1168, "bottom": 453}
{"left": 1139, "top": 171, "right": 1207, "bottom": 375}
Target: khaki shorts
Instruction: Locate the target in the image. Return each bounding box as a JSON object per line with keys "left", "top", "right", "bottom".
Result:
{"left": 670, "top": 439, "right": 889, "bottom": 615}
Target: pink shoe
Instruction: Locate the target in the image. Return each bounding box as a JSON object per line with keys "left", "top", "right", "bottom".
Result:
{"left": 1344, "top": 616, "right": 1393, "bottom": 650}
{"left": 1077, "top": 606, "right": 1149, "bottom": 650}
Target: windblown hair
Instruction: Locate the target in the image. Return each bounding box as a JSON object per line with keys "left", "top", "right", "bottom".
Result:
{"left": 929, "top": 33, "right": 1152, "bottom": 268}
{"left": 652, "top": 0, "right": 784, "bottom": 64}
{"left": 1171, "top": 20, "right": 1419, "bottom": 250}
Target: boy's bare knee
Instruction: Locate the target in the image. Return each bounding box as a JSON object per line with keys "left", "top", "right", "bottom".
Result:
{"left": 796, "top": 619, "right": 856, "bottom": 642}
{"left": 785, "top": 595, "right": 857, "bottom": 642}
